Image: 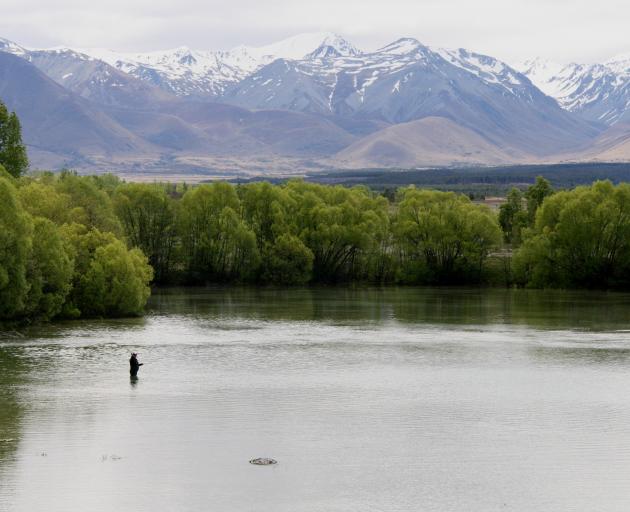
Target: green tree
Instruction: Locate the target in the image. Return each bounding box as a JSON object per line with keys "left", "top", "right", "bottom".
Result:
{"left": 55, "top": 171, "right": 122, "bottom": 234}
{"left": 23, "top": 217, "right": 74, "bottom": 320}
{"left": 113, "top": 183, "right": 176, "bottom": 283}
{"left": 524, "top": 176, "right": 553, "bottom": 224}
{"left": 61, "top": 225, "right": 153, "bottom": 317}
{"left": 239, "top": 182, "right": 319, "bottom": 284}
{"left": 513, "top": 181, "right": 630, "bottom": 288}
{"left": 80, "top": 241, "right": 153, "bottom": 317}
{"left": 17, "top": 181, "right": 74, "bottom": 225}
{"left": 0, "top": 175, "right": 32, "bottom": 318}
{"left": 0, "top": 170, "right": 156, "bottom": 322}
{"left": 286, "top": 182, "right": 390, "bottom": 282}
{"left": 0, "top": 101, "right": 28, "bottom": 178}
{"left": 262, "top": 233, "right": 314, "bottom": 285}
{"left": 394, "top": 188, "right": 501, "bottom": 284}
{"left": 178, "top": 183, "right": 259, "bottom": 282}
{"left": 498, "top": 188, "right": 528, "bottom": 244}
{"left": 239, "top": 182, "right": 292, "bottom": 251}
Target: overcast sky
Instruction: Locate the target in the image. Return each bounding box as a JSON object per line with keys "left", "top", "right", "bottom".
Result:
{"left": 1, "top": 0, "right": 628, "bottom": 64}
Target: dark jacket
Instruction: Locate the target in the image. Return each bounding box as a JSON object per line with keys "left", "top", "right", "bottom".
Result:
{"left": 130, "top": 355, "right": 143, "bottom": 376}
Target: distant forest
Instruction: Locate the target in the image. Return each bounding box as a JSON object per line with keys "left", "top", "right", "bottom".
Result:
{"left": 232, "top": 162, "right": 630, "bottom": 197}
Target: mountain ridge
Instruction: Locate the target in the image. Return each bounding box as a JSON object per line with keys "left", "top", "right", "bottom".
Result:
{"left": 0, "top": 33, "right": 629, "bottom": 173}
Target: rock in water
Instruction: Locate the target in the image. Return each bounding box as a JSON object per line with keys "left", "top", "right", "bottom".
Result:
{"left": 249, "top": 458, "right": 277, "bottom": 465}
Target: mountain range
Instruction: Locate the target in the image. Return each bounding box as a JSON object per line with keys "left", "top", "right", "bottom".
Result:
{"left": 0, "top": 33, "right": 629, "bottom": 175}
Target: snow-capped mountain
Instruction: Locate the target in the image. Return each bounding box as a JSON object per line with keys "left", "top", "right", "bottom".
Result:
{"left": 436, "top": 47, "right": 526, "bottom": 92}
{"left": 518, "top": 57, "right": 630, "bottom": 126}
{"left": 79, "top": 46, "right": 247, "bottom": 97}
{"left": 27, "top": 48, "right": 175, "bottom": 108}
{"left": 5, "top": 31, "right": 627, "bottom": 131}
{"left": 0, "top": 37, "right": 28, "bottom": 56}
{"left": 0, "top": 32, "right": 628, "bottom": 170}
{"left": 0, "top": 39, "right": 175, "bottom": 108}
{"left": 76, "top": 32, "right": 361, "bottom": 98}
{"left": 224, "top": 38, "right": 536, "bottom": 116}
{"left": 223, "top": 38, "right": 595, "bottom": 156}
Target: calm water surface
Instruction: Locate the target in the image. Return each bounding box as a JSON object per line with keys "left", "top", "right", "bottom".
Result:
{"left": 2, "top": 287, "right": 630, "bottom": 511}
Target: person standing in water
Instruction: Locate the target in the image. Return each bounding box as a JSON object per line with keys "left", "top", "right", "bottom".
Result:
{"left": 130, "top": 352, "right": 143, "bottom": 377}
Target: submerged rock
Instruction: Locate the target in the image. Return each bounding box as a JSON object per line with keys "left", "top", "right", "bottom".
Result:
{"left": 249, "top": 457, "right": 277, "bottom": 465}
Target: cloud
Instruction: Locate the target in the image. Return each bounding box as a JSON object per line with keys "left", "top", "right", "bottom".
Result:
{"left": 0, "top": 0, "right": 628, "bottom": 63}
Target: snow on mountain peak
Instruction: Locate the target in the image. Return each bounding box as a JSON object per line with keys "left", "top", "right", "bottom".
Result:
{"left": 304, "top": 38, "right": 362, "bottom": 60}
{"left": 0, "top": 37, "right": 27, "bottom": 56}
{"left": 437, "top": 47, "right": 524, "bottom": 89}
{"left": 377, "top": 38, "right": 425, "bottom": 56}
{"left": 515, "top": 58, "right": 565, "bottom": 83}
{"left": 317, "top": 34, "right": 361, "bottom": 57}
{"left": 235, "top": 32, "right": 361, "bottom": 62}
{"left": 605, "top": 53, "right": 630, "bottom": 74}
{"left": 515, "top": 54, "right": 630, "bottom": 125}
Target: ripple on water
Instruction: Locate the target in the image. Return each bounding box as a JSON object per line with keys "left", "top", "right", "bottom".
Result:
{"left": 3, "top": 287, "right": 630, "bottom": 512}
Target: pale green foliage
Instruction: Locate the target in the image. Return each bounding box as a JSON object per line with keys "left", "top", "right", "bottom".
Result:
{"left": 17, "top": 181, "right": 74, "bottom": 225}
{"left": 394, "top": 188, "right": 501, "bottom": 284}
{"left": 61, "top": 225, "right": 153, "bottom": 317}
{"left": 179, "top": 183, "right": 259, "bottom": 282}
{"left": 0, "top": 163, "right": 15, "bottom": 181}
{"left": 0, "top": 176, "right": 32, "bottom": 318}
{"left": 24, "top": 217, "right": 73, "bottom": 320}
{"left": 513, "top": 180, "right": 630, "bottom": 288}
{"left": 239, "top": 182, "right": 293, "bottom": 250}
{"left": 238, "top": 182, "right": 315, "bottom": 284}
{"left": 55, "top": 171, "right": 122, "bottom": 234}
{"left": 81, "top": 241, "right": 153, "bottom": 317}
{"left": 285, "top": 182, "right": 390, "bottom": 281}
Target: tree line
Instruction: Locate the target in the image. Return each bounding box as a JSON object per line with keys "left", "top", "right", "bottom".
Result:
{"left": 4, "top": 165, "right": 630, "bottom": 323}
{"left": 113, "top": 178, "right": 506, "bottom": 286}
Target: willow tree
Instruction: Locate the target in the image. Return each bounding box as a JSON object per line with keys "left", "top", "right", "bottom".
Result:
{"left": 17, "top": 181, "right": 74, "bottom": 225}
{"left": 54, "top": 171, "right": 122, "bottom": 234}
{"left": 285, "top": 181, "right": 390, "bottom": 282}
{"left": 239, "top": 182, "right": 315, "bottom": 284}
{"left": 113, "top": 183, "right": 176, "bottom": 283}
{"left": 61, "top": 225, "right": 154, "bottom": 317}
{"left": 178, "top": 182, "right": 259, "bottom": 282}
{"left": 23, "top": 217, "right": 74, "bottom": 320}
{"left": 513, "top": 180, "right": 630, "bottom": 289}
{"left": 0, "top": 174, "right": 32, "bottom": 318}
{"left": 239, "top": 181, "right": 292, "bottom": 251}
{"left": 393, "top": 188, "right": 501, "bottom": 284}
{"left": 261, "top": 233, "right": 314, "bottom": 285}
{"left": 525, "top": 176, "right": 554, "bottom": 224}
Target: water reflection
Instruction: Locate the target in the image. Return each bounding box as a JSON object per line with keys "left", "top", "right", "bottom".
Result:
{"left": 529, "top": 346, "right": 630, "bottom": 366}
{"left": 0, "top": 347, "right": 24, "bottom": 464}
{"left": 150, "top": 286, "right": 630, "bottom": 331}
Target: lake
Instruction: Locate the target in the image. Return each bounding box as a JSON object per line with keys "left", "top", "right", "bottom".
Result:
{"left": 2, "top": 287, "right": 630, "bottom": 511}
